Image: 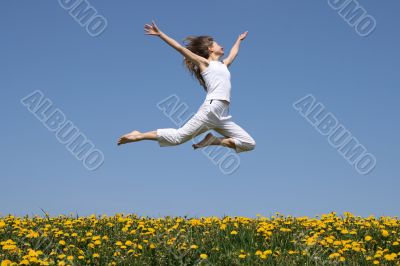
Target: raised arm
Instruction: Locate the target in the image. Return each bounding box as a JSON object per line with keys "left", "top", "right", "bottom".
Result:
{"left": 144, "top": 20, "right": 208, "bottom": 68}
{"left": 222, "top": 31, "right": 248, "bottom": 67}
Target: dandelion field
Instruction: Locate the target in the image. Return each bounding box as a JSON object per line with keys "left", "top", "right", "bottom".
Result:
{"left": 1, "top": 212, "right": 399, "bottom": 265}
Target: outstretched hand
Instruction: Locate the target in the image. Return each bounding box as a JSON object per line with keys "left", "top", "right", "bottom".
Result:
{"left": 238, "top": 31, "right": 248, "bottom": 41}
{"left": 144, "top": 20, "right": 162, "bottom": 36}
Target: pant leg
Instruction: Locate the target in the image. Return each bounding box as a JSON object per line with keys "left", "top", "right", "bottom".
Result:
{"left": 157, "top": 102, "right": 215, "bottom": 147}
{"left": 206, "top": 100, "right": 256, "bottom": 153}
{"left": 213, "top": 120, "right": 256, "bottom": 153}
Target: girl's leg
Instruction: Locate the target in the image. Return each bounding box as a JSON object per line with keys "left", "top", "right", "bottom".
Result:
{"left": 118, "top": 102, "right": 213, "bottom": 147}
{"left": 117, "top": 130, "right": 158, "bottom": 145}
{"left": 192, "top": 132, "right": 236, "bottom": 150}
{"left": 192, "top": 100, "right": 238, "bottom": 150}
{"left": 193, "top": 120, "right": 256, "bottom": 153}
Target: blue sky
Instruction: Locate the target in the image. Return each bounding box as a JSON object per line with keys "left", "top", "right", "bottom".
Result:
{"left": 1, "top": 0, "right": 399, "bottom": 218}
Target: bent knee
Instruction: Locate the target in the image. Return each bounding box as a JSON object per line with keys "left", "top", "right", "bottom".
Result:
{"left": 250, "top": 140, "right": 256, "bottom": 150}
{"left": 234, "top": 138, "right": 256, "bottom": 152}
{"left": 242, "top": 136, "right": 256, "bottom": 151}
{"left": 245, "top": 139, "right": 256, "bottom": 151}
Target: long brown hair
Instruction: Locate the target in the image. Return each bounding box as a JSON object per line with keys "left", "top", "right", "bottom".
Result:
{"left": 181, "top": 35, "right": 214, "bottom": 91}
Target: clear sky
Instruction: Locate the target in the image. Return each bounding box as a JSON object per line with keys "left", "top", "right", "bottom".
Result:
{"left": 1, "top": 1, "right": 399, "bottom": 218}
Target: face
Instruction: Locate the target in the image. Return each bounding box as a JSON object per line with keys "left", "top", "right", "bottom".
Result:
{"left": 210, "top": 41, "right": 224, "bottom": 56}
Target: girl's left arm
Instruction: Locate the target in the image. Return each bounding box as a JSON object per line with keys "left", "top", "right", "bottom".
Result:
{"left": 223, "top": 31, "right": 248, "bottom": 67}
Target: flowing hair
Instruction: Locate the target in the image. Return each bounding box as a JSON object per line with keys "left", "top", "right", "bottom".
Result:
{"left": 181, "top": 35, "right": 214, "bottom": 92}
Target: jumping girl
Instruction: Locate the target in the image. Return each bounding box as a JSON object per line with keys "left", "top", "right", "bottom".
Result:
{"left": 117, "top": 20, "right": 256, "bottom": 153}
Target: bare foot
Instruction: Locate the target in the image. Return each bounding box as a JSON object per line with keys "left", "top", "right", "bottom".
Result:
{"left": 117, "top": 130, "right": 142, "bottom": 146}
{"left": 192, "top": 132, "right": 219, "bottom": 150}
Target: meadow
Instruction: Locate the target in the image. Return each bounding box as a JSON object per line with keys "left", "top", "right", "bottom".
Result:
{"left": 1, "top": 212, "right": 399, "bottom": 265}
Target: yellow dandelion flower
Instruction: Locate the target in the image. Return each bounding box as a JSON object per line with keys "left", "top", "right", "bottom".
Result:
{"left": 333, "top": 240, "right": 341, "bottom": 246}
{"left": 306, "top": 238, "right": 316, "bottom": 246}
{"left": 28, "top": 249, "right": 39, "bottom": 257}
{"left": 329, "top": 253, "right": 340, "bottom": 259}
{"left": 26, "top": 231, "right": 39, "bottom": 238}
{"left": 263, "top": 250, "right": 272, "bottom": 255}
{"left": 384, "top": 253, "right": 397, "bottom": 261}
{"left": 1, "top": 260, "right": 13, "bottom": 266}
{"left": 365, "top": 235, "right": 372, "bottom": 241}
{"left": 0, "top": 221, "right": 6, "bottom": 228}
{"left": 20, "top": 260, "right": 29, "bottom": 265}
{"left": 200, "top": 254, "right": 208, "bottom": 259}
{"left": 29, "top": 257, "right": 38, "bottom": 263}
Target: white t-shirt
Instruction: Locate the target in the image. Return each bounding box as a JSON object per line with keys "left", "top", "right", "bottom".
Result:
{"left": 201, "top": 60, "right": 231, "bottom": 103}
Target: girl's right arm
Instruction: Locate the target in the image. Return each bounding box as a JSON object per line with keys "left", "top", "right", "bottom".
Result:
{"left": 144, "top": 20, "right": 208, "bottom": 67}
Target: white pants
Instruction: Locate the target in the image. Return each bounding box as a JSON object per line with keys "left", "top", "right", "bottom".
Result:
{"left": 156, "top": 99, "right": 256, "bottom": 153}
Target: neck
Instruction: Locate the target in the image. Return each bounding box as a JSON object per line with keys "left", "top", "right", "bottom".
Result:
{"left": 208, "top": 54, "right": 221, "bottom": 61}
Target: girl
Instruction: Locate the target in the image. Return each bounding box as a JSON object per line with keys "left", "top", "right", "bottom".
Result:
{"left": 117, "top": 20, "right": 256, "bottom": 153}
